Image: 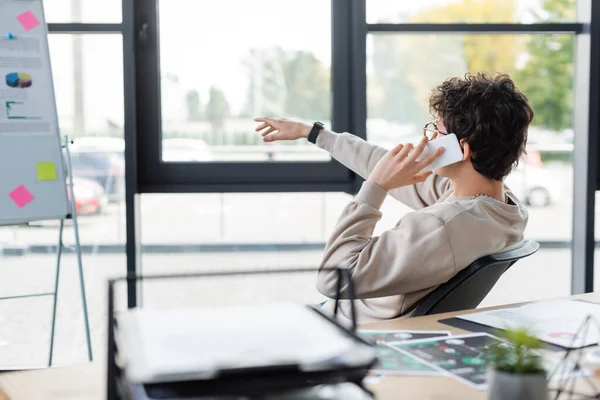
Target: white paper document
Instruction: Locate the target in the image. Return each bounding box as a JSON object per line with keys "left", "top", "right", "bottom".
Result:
{"left": 117, "top": 303, "right": 376, "bottom": 383}
{"left": 457, "top": 299, "right": 600, "bottom": 348}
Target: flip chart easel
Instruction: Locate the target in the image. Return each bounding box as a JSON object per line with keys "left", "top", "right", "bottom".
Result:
{"left": 0, "top": 0, "right": 92, "bottom": 365}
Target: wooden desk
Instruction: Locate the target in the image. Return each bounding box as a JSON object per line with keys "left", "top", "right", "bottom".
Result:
{"left": 1, "top": 293, "right": 599, "bottom": 400}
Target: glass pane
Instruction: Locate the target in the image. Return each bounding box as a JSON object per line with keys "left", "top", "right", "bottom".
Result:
{"left": 481, "top": 248, "right": 570, "bottom": 306}
{"left": 141, "top": 193, "right": 348, "bottom": 246}
{"left": 43, "top": 0, "right": 122, "bottom": 23}
{"left": 367, "top": 33, "right": 574, "bottom": 243}
{"left": 158, "top": 0, "right": 331, "bottom": 163}
{"left": 0, "top": 35, "right": 125, "bottom": 367}
{"left": 367, "top": 0, "right": 577, "bottom": 24}
{"left": 140, "top": 192, "right": 347, "bottom": 308}
{"left": 140, "top": 193, "right": 569, "bottom": 309}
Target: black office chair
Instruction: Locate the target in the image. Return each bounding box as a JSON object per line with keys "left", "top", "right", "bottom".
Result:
{"left": 412, "top": 240, "right": 540, "bottom": 317}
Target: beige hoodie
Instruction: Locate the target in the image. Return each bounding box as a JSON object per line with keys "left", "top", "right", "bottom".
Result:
{"left": 315, "top": 130, "right": 529, "bottom": 324}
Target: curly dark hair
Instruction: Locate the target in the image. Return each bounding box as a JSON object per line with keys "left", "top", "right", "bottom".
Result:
{"left": 429, "top": 72, "right": 534, "bottom": 181}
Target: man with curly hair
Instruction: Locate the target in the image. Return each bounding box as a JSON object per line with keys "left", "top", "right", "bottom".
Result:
{"left": 255, "top": 72, "right": 533, "bottom": 323}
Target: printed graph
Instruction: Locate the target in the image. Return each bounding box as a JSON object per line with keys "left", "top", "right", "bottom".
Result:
{"left": 5, "top": 101, "right": 41, "bottom": 120}
{"left": 5, "top": 72, "right": 32, "bottom": 88}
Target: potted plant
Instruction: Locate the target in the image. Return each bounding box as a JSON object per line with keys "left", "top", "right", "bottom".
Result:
{"left": 488, "top": 328, "right": 548, "bottom": 400}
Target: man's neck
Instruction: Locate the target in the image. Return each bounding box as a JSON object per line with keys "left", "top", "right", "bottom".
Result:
{"left": 452, "top": 173, "right": 504, "bottom": 201}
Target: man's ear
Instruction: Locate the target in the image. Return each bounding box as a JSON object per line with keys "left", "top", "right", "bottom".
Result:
{"left": 460, "top": 140, "right": 471, "bottom": 162}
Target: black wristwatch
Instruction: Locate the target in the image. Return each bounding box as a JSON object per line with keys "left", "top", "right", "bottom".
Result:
{"left": 307, "top": 121, "right": 324, "bottom": 144}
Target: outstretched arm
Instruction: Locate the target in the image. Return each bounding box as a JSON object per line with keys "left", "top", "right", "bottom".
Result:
{"left": 254, "top": 117, "right": 452, "bottom": 210}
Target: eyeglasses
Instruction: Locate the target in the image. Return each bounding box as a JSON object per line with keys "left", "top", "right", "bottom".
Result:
{"left": 423, "top": 121, "right": 447, "bottom": 141}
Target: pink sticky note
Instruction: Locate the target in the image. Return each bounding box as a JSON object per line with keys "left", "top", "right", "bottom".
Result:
{"left": 16, "top": 10, "right": 40, "bottom": 32}
{"left": 9, "top": 184, "right": 34, "bottom": 208}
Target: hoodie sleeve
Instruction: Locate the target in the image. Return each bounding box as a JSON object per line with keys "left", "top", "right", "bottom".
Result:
{"left": 316, "top": 129, "right": 453, "bottom": 209}
{"left": 316, "top": 181, "right": 456, "bottom": 299}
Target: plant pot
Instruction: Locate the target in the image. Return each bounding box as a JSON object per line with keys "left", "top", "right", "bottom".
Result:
{"left": 487, "top": 369, "right": 548, "bottom": 400}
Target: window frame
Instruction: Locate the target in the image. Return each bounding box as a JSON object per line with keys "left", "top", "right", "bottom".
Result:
{"left": 131, "top": 0, "right": 364, "bottom": 194}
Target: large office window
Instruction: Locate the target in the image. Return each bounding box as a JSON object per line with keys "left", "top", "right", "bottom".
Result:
{"left": 159, "top": 0, "right": 331, "bottom": 164}
{"left": 135, "top": 0, "right": 350, "bottom": 192}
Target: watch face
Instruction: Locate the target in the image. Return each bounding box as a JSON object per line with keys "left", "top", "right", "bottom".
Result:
{"left": 308, "top": 122, "right": 324, "bottom": 144}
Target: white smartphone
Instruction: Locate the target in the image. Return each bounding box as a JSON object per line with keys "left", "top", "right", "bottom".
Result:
{"left": 416, "top": 133, "right": 463, "bottom": 172}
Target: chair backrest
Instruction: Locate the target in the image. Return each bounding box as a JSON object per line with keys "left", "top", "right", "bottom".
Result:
{"left": 411, "top": 240, "right": 540, "bottom": 317}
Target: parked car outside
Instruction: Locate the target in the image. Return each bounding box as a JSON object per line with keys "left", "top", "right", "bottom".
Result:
{"left": 523, "top": 150, "right": 544, "bottom": 168}
{"left": 505, "top": 159, "right": 561, "bottom": 207}
{"left": 67, "top": 137, "right": 125, "bottom": 203}
{"left": 23, "top": 177, "right": 106, "bottom": 226}
{"left": 69, "top": 177, "right": 108, "bottom": 215}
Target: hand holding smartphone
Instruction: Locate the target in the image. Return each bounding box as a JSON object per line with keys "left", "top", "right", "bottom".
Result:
{"left": 416, "top": 133, "right": 463, "bottom": 172}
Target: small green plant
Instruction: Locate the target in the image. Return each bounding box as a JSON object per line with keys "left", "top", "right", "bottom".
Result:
{"left": 491, "top": 328, "right": 546, "bottom": 375}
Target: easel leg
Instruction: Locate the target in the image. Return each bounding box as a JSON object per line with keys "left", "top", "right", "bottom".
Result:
{"left": 48, "top": 219, "right": 64, "bottom": 367}
{"left": 72, "top": 210, "right": 93, "bottom": 362}
{"left": 64, "top": 135, "right": 93, "bottom": 362}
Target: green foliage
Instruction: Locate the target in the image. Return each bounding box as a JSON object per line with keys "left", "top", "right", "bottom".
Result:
{"left": 368, "top": 35, "right": 430, "bottom": 124}
{"left": 528, "top": 0, "right": 576, "bottom": 21}
{"left": 185, "top": 89, "right": 203, "bottom": 122}
{"left": 491, "top": 328, "right": 546, "bottom": 375}
{"left": 241, "top": 47, "right": 330, "bottom": 120}
{"left": 368, "top": 0, "right": 574, "bottom": 134}
{"left": 540, "top": 151, "right": 572, "bottom": 164}
{"left": 515, "top": 35, "right": 573, "bottom": 131}
{"left": 514, "top": 0, "right": 574, "bottom": 131}
{"left": 368, "top": 1, "right": 522, "bottom": 127}
{"left": 283, "top": 51, "right": 330, "bottom": 120}
{"left": 205, "top": 86, "right": 230, "bottom": 133}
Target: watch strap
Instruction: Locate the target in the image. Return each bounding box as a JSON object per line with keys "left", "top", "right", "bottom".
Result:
{"left": 308, "top": 122, "right": 324, "bottom": 144}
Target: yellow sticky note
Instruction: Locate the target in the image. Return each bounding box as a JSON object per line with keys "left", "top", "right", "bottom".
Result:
{"left": 36, "top": 162, "right": 57, "bottom": 181}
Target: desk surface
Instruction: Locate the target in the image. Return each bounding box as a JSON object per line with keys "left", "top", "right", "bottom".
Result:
{"left": 2, "top": 293, "right": 599, "bottom": 400}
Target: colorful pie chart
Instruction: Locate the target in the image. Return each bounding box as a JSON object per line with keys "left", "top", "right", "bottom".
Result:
{"left": 5, "top": 72, "right": 32, "bottom": 88}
